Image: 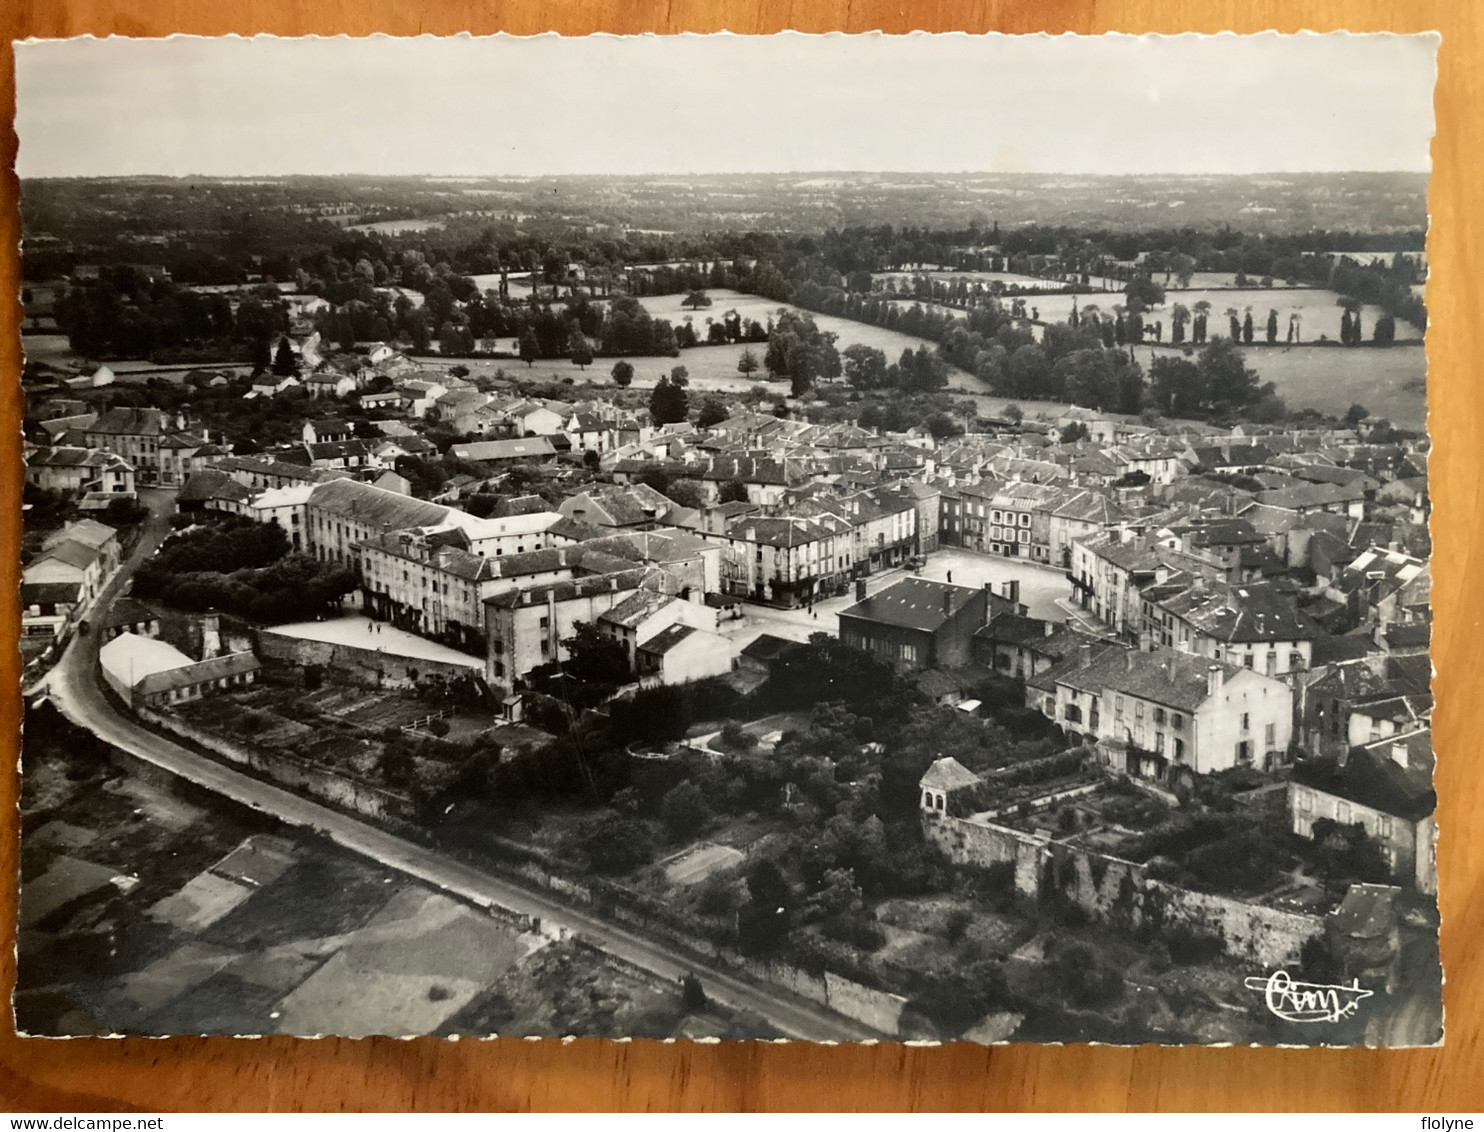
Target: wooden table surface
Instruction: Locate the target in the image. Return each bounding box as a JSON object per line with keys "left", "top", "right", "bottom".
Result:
{"left": 2, "top": 0, "right": 1480, "bottom": 1112}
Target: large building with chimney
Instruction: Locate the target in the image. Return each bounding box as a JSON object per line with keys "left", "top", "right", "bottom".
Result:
{"left": 837, "top": 577, "right": 1003, "bottom": 673}
{"left": 1037, "top": 644, "right": 1294, "bottom": 779}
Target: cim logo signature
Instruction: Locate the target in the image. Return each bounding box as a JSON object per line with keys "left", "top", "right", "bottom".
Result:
{"left": 1243, "top": 970, "right": 1375, "bottom": 1023}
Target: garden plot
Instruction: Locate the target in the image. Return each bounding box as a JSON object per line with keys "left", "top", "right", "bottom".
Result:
{"left": 663, "top": 842, "right": 745, "bottom": 886}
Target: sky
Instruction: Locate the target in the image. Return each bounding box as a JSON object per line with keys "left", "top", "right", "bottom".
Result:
{"left": 14, "top": 33, "right": 1439, "bottom": 178}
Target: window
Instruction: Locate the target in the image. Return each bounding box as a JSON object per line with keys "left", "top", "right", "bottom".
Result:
{"left": 902, "top": 643, "right": 918, "bottom": 663}
{"left": 1241, "top": 712, "right": 1250, "bottom": 732}
{"left": 1265, "top": 723, "right": 1276, "bottom": 748}
{"left": 1135, "top": 701, "right": 1145, "bottom": 719}
{"left": 1243, "top": 654, "right": 1254, "bottom": 669}
{"left": 1172, "top": 713, "right": 1184, "bottom": 730}
{"left": 1019, "top": 513, "right": 1031, "bottom": 527}
{"left": 1297, "top": 787, "right": 1312, "bottom": 813}
{"left": 1337, "top": 801, "right": 1352, "bottom": 823}
{"left": 1174, "top": 738, "right": 1185, "bottom": 761}
{"left": 1115, "top": 695, "right": 1124, "bottom": 717}
{"left": 1064, "top": 703, "right": 1083, "bottom": 723}
{"left": 1153, "top": 707, "right": 1166, "bottom": 725}
{"left": 1378, "top": 815, "right": 1394, "bottom": 839}
{"left": 1154, "top": 733, "right": 1165, "bottom": 753}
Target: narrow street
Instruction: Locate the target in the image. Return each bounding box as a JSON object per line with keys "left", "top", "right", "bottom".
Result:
{"left": 37, "top": 496, "right": 881, "bottom": 1042}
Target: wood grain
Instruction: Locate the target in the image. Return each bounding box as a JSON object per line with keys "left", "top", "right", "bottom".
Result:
{"left": 1, "top": 0, "right": 1479, "bottom": 1112}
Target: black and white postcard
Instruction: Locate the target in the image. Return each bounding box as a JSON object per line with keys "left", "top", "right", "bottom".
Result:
{"left": 11, "top": 32, "right": 1441, "bottom": 1046}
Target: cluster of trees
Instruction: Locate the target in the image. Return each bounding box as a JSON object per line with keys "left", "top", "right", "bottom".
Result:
{"left": 132, "top": 516, "right": 358, "bottom": 622}
{"left": 762, "top": 309, "right": 842, "bottom": 395}
{"left": 55, "top": 273, "right": 289, "bottom": 361}
{"left": 648, "top": 366, "right": 691, "bottom": 424}
{"left": 1148, "top": 338, "right": 1283, "bottom": 420}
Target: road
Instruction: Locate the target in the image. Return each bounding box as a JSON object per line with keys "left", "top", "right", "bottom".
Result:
{"left": 39, "top": 496, "right": 879, "bottom": 1041}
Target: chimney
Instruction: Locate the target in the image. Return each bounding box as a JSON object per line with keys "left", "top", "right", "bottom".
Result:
{"left": 1390, "top": 742, "right": 1409, "bottom": 770}
{"left": 1206, "top": 664, "right": 1223, "bottom": 697}
{"left": 1079, "top": 643, "right": 1092, "bottom": 669}
{"left": 943, "top": 588, "right": 953, "bottom": 618}
{"left": 200, "top": 613, "right": 221, "bottom": 660}
{"left": 1137, "top": 629, "right": 1151, "bottom": 652}
{"left": 1003, "top": 579, "right": 1020, "bottom": 605}
{"left": 522, "top": 589, "right": 533, "bottom": 604}
{"left": 1044, "top": 620, "right": 1055, "bottom": 638}
{"left": 856, "top": 578, "right": 868, "bottom": 602}
{"left": 1124, "top": 648, "right": 1135, "bottom": 671}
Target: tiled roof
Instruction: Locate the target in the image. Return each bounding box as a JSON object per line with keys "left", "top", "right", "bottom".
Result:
{"left": 1055, "top": 646, "right": 1250, "bottom": 712}
{"left": 920, "top": 756, "right": 981, "bottom": 792}
{"left": 308, "top": 478, "right": 453, "bottom": 530}
{"left": 1157, "top": 580, "right": 1318, "bottom": 644}
{"left": 1290, "top": 729, "right": 1434, "bottom": 821}
{"left": 840, "top": 578, "right": 982, "bottom": 633}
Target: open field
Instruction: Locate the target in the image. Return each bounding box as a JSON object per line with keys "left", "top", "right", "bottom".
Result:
{"left": 633, "top": 288, "right": 953, "bottom": 363}
{"left": 872, "top": 270, "right": 1072, "bottom": 292}
{"left": 1150, "top": 342, "right": 1427, "bottom": 429}
{"left": 346, "top": 218, "right": 447, "bottom": 235}
{"left": 1031, "top": 287, "right": 1421, "bottom": 343}
{"left": 444, "top": 287, "right": 975, "bottom": 395}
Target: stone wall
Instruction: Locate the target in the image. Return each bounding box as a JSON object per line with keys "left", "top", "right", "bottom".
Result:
{"left": 137, "top": 704, "right": 415, "bottom": 823}
{"left": 823, "top": 971, "right": 908, "bottom": 1034}
{"left": 925, "top": 812, "right": 1324, "bottom": 967}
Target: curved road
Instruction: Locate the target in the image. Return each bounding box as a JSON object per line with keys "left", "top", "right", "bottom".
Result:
{"left": 40, "top": 497, "right": 879, "bottom": 1041}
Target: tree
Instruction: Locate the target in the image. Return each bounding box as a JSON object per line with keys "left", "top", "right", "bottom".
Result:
{"left": 664, "top": 479, "right": 705, "bottom": 509}
{"left": 611, "top": 359, "right": 634, "bottom": 387}
{"left": 1060, "top": 421, "right": 1090, "bottom": 444}
{"left": 1170, "top": 303, "right": 1190, "bottom": 345}
{"left": 682, "top": 289, "right": 713, "bottom": 310}
{"left": 649, "top": 375, "right": 690, "bottom": 425}
{"left": 718, "top": 480, "right": 749, "bottom": 504}
{"left": 1266, "top": 309, "right": 1279, "bottom": 345}
{"left": 1242, "top": 310, "right": 1254, "bottom": 345}
{"left": 1197, "top": 338, "right": 1262, "bottom": 408}
{"left": 660, "top": 780, "right": 711, "bottom": 841}
{"left": 1002, "top": 403, "right": 1024, "bottom": 425}
{"left": 1150, "top": 355, "right": 1205, "bottom": 415}
{"left": 518, "top": 327, "right": 540, "bottom": 367}
{"left": 250, "top": 336, "right": 272, "bottom": 373}
{"left": 737, "top": 348, "right": 760, "bottom": 380}
{"left": 562, "top": 620, "right": 631, "bottom": 684}
{"left": 1373, "top": 312, "right": 1397, "bottom": 345}
{"left": 1345, "top": 403, "right": 1370, "bottom": 427}
{"left": 579, "top": 812, "right": 657, "bottom": 875}
{"left": 738, "top": 859, "right": 793, "bottom": 954}
{"left": 842, "top": 343, "right": 888, "bottom": 391}
{"left": 568, "top": 329, "right": 593, "bottom": 370}
{"left": 272, "top": 336, "right": 298, "bottom": 377}
{"left": 697, "top": 397, "right": 729, "bottom": 429}
{"left": 669, "top": 365, "right": 689, "bottom": 387}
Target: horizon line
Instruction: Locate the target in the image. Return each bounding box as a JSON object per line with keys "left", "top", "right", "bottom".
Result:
{"left": 18, "top": 168, "right": 1432, "bottom": 181}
